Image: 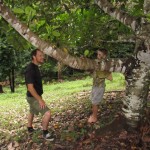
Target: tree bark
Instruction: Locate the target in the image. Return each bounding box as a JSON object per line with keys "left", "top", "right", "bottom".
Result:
{"left": 0, "top": 85, "right": 4, "bottom": 93}
{"left": 9, "top": 68, "right": 15, "bottom": 93}
{"left": 94, "top": 0, "right": 139, "bottom": 31}
{"left": 123, "top": 64, "right": 150, "bottom": 127}
{"left": 57, "top": 61, "right": 64, "bottom": 80}
{"left": 94, "top": 0, "right": 150, "bottom": 128}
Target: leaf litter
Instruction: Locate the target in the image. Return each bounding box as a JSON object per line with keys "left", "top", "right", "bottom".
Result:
{"left": 0, "top": 90, "right": 150, "bottom": 150}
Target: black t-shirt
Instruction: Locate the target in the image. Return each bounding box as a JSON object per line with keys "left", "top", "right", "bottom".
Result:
{"left": 25, "top": 63, "right": 43, "bottom": 97}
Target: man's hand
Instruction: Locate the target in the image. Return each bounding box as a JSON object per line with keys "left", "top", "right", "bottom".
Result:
{"left": 39, "top": 99, "right": 46, "bottom": 109}
{"left": 27, "top": 84, "right": 46, "bottom": 109}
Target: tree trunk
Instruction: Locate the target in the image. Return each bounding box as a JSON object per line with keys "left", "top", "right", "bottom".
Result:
{"left": 123, "top": 64, "right": 150, "bottom": 128}
{"left": 57, "top": 61, "right": 64, "bottom": 80}
{"left": 0, "top": 85, "right": 4, "bottom": 93}
{"left": 9, "top": 68, "right": 15, "bottom": 93}
{"left": 95, "top": 0, "right": 150, "bottom": 129}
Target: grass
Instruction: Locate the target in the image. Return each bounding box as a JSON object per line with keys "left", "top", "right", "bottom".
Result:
{"left": 0, "top": 73, "right": 125, "bottom": 142}
{"left": 0, "top": 73, "right": 125, "bottom": 148}
{"left": 0, "top": 73, "right": 125, "bottom": 110}
{"left": 45, "top": 72, "right": 125, "bottom": 102}
{"left": 0, "top": 73, "right": 125, "bottom": 129}
{"left": 0, "top": 73, "right": 150, "bottom": 150}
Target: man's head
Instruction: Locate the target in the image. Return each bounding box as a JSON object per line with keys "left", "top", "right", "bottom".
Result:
{"left": 97, "top": 49, "right": 108, "bottom": 60}
{"left": 31, "top": 49, "right": 44, "bottom": 65}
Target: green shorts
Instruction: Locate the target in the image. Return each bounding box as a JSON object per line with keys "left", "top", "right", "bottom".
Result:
{"left": 26, "top": 97, "right": 50, "bottom": 115}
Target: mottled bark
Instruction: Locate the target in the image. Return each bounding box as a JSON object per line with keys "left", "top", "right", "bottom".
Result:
{"left": 124, "top": 29, "right": 150, "bottom": 127}
{"left": 95, "top": 0, "right": 150, "bottom": 128}
{"left": 95, "top": 0, "right": 139, "bottom": 31}
{"left": 144, "top": 0, "right": 150, "bottom": 13}
{"left": 123, "top": 65, "right": 150, "bottom": 127}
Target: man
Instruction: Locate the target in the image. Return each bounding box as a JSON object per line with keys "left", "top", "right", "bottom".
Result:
{"left": 25, "top": 49, "right": 53, "bottom": 140}
{"left": 88, "top": 49, "right": 113, "bottom": 123}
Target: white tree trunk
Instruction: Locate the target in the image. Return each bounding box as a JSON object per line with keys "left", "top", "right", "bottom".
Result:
{"left": 123, "top": 64, "right": 150, "bottom": 127}
{"left": 95, "top": 0, "right": 150, "bottom": 127}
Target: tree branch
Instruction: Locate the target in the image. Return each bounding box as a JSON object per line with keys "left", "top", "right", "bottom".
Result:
{"left": 0, "top": 2, "right": 95, "bottom": 70}
{"left": 97, "top": 39, "right": 135, "bottom": 44}
{"left": 144, "top": 0, "right": 150, "bottom": 14}
{"left": 95, "top": 0, "right": 140, "bottom": 31}
{"left": 0, "top": 2, "right": 133, "bottom": 74}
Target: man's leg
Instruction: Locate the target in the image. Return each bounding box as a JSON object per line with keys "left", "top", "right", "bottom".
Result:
{"left": 28, "top": 113, "right": 34, "bottom": 127}
{"left": 42, "top": 111, "right": 51, "bottom": 130}
{"left": 42, "top": 111, "right": 54, "bottom": 140}
{"left": 88, "top": 104, "right": 98, "bottom": 123}
{"left": 27, "top": 113, "right": 35, "bottom": 133}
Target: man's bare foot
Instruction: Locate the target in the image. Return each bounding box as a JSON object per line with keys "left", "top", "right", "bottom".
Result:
{"left": 88, "top": 115, "right": 97, "bottom": 123}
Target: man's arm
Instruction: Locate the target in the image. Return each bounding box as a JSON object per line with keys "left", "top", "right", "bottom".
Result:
{"left": 27, "top": 84, "right": 46, "bottom": 109}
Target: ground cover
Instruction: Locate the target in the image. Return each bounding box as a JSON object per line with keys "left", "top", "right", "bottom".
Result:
{"left": 0, "top": 73, "right": 149, "bottom": 150}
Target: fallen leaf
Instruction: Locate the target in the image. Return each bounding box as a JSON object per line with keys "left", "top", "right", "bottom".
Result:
{"left": 82, "top": 139, "right": 91, "bottom": 144}
{"left": 119, "top": 131, "right": 127, "bottom": 139}
{"left": 142, "top": 135, "right": 150, "bottom": 142}
{"left": 14, "top": 141, "right": 19, "bottom": 148}
{"left": 7, "top": 142, "right": 15, "bottom": 150}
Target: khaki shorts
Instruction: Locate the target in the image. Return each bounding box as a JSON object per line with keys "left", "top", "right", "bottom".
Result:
{"left": 91, "top": 83, "right": 105, "bottom": 105}
{"left": 26, "top": 97, "right": 50, "bottom": 115}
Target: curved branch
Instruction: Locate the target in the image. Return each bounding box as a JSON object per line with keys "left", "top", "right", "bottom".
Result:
{"left": 144, "top": 0, "right": 150, "bottom": 14}
{"left": 97, "top": 39, "right": 135, "bottom": 44}
{"left": 0, "top": 2, "right": 129, "bottom": 73}
{"left": 0, "top": 3, "right": 95, "bottom": 70}
{"left": 95, "top": 0, "right": 140, "bottom": 31}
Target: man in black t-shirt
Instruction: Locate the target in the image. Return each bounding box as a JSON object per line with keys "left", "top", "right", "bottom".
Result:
{"left": 25, "top": 49, "right": 53, "bottom": 140}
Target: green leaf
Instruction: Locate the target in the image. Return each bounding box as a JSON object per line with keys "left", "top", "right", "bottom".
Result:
{"left": 52, "top": 30, "right": 60, "bottom": 37}
{"left": 53, "top": 25, "right": 61, "bottom": 30}
{"left": 25, "top": 6, "right": 36, "bottom": 17}
{"left": 84, "top": 50, "right": 90, "bottom": 56}
{"left": 25, "top": 6, "right": 33, "bottom": 15}
{"left": 46, "top": 25, "right": 51, "bottom": 34}
{"left": 37, "top": 20, "right": 46, "bottom": 30}
{"left": 12, "top": 8, "right": 24, "bottom": 14}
